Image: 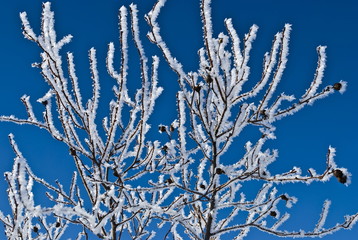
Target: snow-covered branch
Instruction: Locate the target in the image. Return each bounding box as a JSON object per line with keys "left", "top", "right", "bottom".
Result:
{"left": 0, "top": 0, "right": 355, "bottom": 239}
{"left": 0, "top": 2, "right": 166, "bottom": 239}
{"left": 146, "top": 0, "right": 355, "bottom": 239}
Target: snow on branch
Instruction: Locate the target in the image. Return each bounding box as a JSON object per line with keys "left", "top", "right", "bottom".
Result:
{"left": 0, "top": 0, "right": 356, "bottom": 239}
{"left": 146, "top": 0, "right": 355, "bottom": 239}
{"left": 1, "top": 2, "right": 166, "bottom": 239}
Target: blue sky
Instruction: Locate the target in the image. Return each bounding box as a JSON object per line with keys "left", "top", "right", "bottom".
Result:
{"left": 0, "top": 0, "right": 357, "bottom": 239}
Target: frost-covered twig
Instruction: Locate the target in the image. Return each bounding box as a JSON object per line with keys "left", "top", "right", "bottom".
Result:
{"left": 0, "top": 2, "right": 165, "bottom": 239}
{"left": 146, "top": 0, "right": 354, "bottom": 239}
{"left": 0, "top": 0, "right": 355, "bottom": 239}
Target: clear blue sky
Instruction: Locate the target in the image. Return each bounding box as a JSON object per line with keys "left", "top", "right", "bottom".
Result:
{"left": 0, "top": 0, "right": 357, "bottom": 239}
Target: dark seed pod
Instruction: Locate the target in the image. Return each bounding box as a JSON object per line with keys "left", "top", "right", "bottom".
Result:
{"left": 218, "top": 38, "right": 223, "bottom": 44}
{"left": 162, "top": 145, "right": 168, "bottom": 152}
{"left": 70, "top": 148, "right": 76, "bottom": 156}
{"left": 333, "top": 82, "right": 342, "bottom": 91}
{"left": 165, "top": 178, "right": 173, "bottom": 184}
{"left": 333, "top": 169, "right": 343, "bottom": 178}
{"left": 159, "top": 125, "right": 166, "bottom": 132}
{"left": 194, "top": 85, "right": 202, "bottom": 92}
{"left": 216, "top": 168, "right": 225, "bottom": 175}
{"left": 55, "top": 222, "right": 61, "bottom": 228}
{"left": 206, "top": 75, "right": 213, "bottom": 83}
{"left": 338, "top": 175, "right": 347, "bottom": 184}
{"left": 33, "top": 226, "right": 39, "bottom": 233}
{"left": 41, "top": 100, "right": 48, "bottom": 106}
{"left": 260, "top": 109, "right": 268, "bottom": 119}
{"left": 170, "top": 125, "right": 175, "bottom": 132}
{"left": 280, "top": 195, "right": 289, "bottom": 201}
{"left": 333, "top": 169, "right": 347, "bottom": 184}
{"left": 270, "top": 211, "right": 277, "bottom": 217}
{"left": 200, "top": 184, "right": 206, "bottom": 189}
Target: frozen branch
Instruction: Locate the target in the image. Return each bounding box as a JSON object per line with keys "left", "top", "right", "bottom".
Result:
{"left": 0, "top": 0, "right": 355, "bottom": 239}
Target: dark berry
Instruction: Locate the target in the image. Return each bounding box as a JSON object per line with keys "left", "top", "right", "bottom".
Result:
{"left": 194, "top": 85, "right": 202, "bottom": 92}
{"left": 333, "top": 169, "right": 343, "bottom": 178}
{"left": 338, "top": 175, "right": 347, "bottom": 184}
{"left": 216, "top": 168, "right": 225, "bottom": 175}
{"left": 70, "top": 148, "right": 76, "bottom": 156}
{"left": 165, "top": 178, "right": 173, "bottom": 184}
{"left": 206, "top": 75, "right": 213, "bottom": 83}
{"left": 270, "top": 211, "right": 277, "bottom": 217}
{"left": 280, "top": 195, "right": 289, "bottom": 201}
{"left": 333, "top": 82, "right": 342, "bottom": 91}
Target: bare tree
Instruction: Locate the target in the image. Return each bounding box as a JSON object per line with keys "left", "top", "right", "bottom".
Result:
{"left": 0, "top": 0, "right": 357, "bottom": 239}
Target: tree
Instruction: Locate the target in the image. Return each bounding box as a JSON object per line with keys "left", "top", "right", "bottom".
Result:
{"left": 0, "top": 0, "right": 356, "bottom": 239}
